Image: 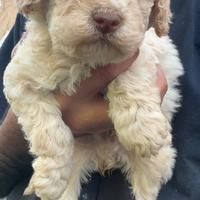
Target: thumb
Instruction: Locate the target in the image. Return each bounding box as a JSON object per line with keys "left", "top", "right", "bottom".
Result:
{"left": 157, "top": 64, "right": 168, "bottom": 101}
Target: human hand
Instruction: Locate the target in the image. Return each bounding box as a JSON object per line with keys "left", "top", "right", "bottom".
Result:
{"left": 56, "top": 52, "right": 139, "bottom": 136}
{"left": 56, "top": 56, "right": 168, "bottom": 136}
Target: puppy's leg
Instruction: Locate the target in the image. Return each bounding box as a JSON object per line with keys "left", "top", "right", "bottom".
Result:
{"left": 5, "top": 91, "right": 74, "bottom": 200}
{"left": 107, "top": 61, "right": 170, "bottom": 157}
{"left": 126, "top": 145, "right": 176, "bottom": 200}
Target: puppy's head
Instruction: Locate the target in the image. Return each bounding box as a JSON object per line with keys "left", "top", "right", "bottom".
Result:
{"left": 17, "top": 0, "right": 172, "bottom": 63}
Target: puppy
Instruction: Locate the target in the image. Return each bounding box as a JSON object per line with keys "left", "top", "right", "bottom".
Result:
{"left": 4, "top": 0, "right": 184, "bottom": 200}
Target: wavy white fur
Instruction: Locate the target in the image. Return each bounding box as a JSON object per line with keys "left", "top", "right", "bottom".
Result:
{"left": 3, "top": 0, "right": 184, "bottom": 200}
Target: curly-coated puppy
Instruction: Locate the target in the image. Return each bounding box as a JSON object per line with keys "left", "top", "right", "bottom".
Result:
{"left": 4, "top": 0, "right": 183, "bottom": 200}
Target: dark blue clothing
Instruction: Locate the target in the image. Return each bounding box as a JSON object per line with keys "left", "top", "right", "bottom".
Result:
{"left": 161, "top": 1, "right": 200, "bottom": 200}
{"left": 0, "top": 14, "right": 25, "bottom": 119}
{"left": 0, "top": 0, "right": 200, "bottom": 199}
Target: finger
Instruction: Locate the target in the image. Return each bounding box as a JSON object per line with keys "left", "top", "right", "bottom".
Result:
{"left": 157, "top": 65, "right": 168, "bottom": 101}
{"left": 76, "top": 50, "right": 139, "bottom": 97}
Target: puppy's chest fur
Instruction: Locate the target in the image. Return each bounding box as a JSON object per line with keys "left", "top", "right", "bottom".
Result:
{"left": 75, "top": 131, "right": 123, "bottom": 173}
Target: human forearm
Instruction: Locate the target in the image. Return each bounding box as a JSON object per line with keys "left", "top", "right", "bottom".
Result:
{"left": 0, "top": 109, "right": 32, "bottom": 197}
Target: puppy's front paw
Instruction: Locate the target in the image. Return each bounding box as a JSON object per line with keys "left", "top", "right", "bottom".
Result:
{"left": 119, "top": 133, "right": 164, "bottom": 157}
{"left": 24, "top": 175, "right": 67, "bottom": 200}
{"left": 24, "top": 157, "right": 72, "bottom": 200}
{"left": 117, "top": 121, "right": 170, "bottom": 157}
{"left": 132, "top": 135, "right": 164, "bottom": 157}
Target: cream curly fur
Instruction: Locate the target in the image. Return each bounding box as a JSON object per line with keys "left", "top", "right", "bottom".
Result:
{"left": 4, "top": 0, "right": 183, "bottom": 200}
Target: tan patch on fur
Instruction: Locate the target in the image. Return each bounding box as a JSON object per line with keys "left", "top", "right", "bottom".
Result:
{"left": 149, "top": 0, "right": 172, "bottom": 36}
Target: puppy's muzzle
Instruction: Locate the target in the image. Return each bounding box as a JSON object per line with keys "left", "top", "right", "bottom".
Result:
{"left": 92, "top": 8, "right": 122, "bottom": 34}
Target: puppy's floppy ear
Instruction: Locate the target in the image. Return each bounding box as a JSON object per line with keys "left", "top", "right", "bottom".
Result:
{"left": 149, "top": 0, "right": 172, "bottom": 37}
{"left": 15, "top": 0, "right": 46, "bottom": 18}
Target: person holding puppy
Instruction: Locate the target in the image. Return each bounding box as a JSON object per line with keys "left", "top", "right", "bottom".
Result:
{"left": 0, "top": 0, "right": 200, "bottom": 200}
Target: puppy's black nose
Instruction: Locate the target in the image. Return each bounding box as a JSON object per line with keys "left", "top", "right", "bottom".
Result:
{"left": 92, "top": 9, "right": 122, "bottom": 34}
